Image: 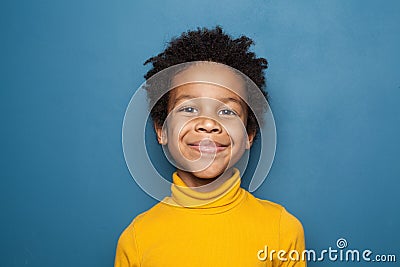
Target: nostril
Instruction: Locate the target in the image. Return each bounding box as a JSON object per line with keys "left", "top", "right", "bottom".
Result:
{"left": 196, "top": 127, "right": 221, "bottom": 133}
{"left": 195, "top": 119, "right": 222, "bottom": 133}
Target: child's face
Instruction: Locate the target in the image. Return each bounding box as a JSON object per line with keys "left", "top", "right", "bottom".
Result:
{"left": 155, "top": 63, "right": 255, "bottom": 181}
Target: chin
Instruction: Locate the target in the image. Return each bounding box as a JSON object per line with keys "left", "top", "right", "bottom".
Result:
{"left": 191, "top": 166, "right": 229, "bottom": 180}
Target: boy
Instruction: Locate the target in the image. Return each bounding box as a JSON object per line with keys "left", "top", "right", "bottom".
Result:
{"left": 115, "top": 26, "right": 306, "bottom": 266}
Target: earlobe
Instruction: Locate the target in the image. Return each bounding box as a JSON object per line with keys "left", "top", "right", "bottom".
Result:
{"left": 154, "top": 122, "right": 168, "bottom": 145}
{"left": 245, "top": 130, "right": 256, "bottom": 150}
{"left": 245, "top": 139, "right": 252, "bottom": 150}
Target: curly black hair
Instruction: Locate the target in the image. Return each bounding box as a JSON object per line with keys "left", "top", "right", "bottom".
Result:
{"left": 144, "top": 26, "right": 268, "bottom": 134}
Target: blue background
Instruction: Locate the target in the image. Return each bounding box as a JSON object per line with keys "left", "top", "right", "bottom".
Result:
{"left": 1, "top": 0, "right": 399, "bottom": 266}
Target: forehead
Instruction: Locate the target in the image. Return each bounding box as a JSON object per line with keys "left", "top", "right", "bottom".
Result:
{"left": 170, "top": 62, "right": 247, "bottom": 101}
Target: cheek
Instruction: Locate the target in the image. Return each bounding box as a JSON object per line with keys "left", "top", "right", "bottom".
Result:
{"left": 166, "top": 116, "right": 192, "bottom": 142}
{"left": 220, "top": 120, "right": 248, "bottom": 143}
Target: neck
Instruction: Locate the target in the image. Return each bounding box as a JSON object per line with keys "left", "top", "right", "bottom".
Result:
{"left": 176, "top": 168, "right": 235, "bottom": 193}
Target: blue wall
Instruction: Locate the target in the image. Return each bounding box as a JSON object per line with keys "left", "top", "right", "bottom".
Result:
{"left": 1, "top": 0, "right": 399, "bottom": 266}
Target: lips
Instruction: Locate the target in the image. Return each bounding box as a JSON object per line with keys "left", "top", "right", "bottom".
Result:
{"left": 188, "top": 139, "right": 229, "bottom": 154}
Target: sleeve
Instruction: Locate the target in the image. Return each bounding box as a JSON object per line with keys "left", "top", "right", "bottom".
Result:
{"left": 278, "top": 208, "right": 306, "bottom": 267}
{"left": 114, "top": 221, "right": 141, "bottom": 267}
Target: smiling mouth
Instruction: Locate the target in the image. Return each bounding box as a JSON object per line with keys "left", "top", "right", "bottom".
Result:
{"left": 188, "top": 139, "right": 229, "bottom": 154}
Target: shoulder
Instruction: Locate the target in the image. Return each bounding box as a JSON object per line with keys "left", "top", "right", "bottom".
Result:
{"left": 116, "top": 210, "right": 147, "bottom": 244}
{"left": 120, "top": 200, "right": 173, "bottom": 236}
{"left": 115, "top": 205, "right": 166, "bottom": 266}
{"left": 116, "top": 202, "right": 163, "bottom": 248}
{"left": 126, "top": 202, "right": 164, "bottom": 226}
{"left": 245, "top": 191, "right": 304, "bottom": 231}
{"left": 244, "top": 191, "right": 285, "bottom": 215}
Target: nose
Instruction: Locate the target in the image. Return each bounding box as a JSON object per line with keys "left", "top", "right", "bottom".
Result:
{"left": 194, "top": 117, "right": 222, "bottom": 134}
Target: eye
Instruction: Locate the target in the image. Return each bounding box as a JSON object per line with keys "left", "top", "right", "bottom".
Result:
{"left": 178, "top": 106, "right": 198, "bottom": 113}
{"left": 218, "top": 109, "right": 237, "bottom": 116}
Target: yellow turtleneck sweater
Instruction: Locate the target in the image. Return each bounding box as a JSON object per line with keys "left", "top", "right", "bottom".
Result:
{"left": 115, "top": 169, "right": 306, "bottom": 266}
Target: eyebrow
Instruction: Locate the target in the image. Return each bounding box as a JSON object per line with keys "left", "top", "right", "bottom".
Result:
{"left": 173, "top": 95, "right": 245, "bottom": 106}
{"left": 219, "top": 97, "right": 245, "bottom": 106}
{"left": 172, "top": 94, "right": 193, "bottom": 105}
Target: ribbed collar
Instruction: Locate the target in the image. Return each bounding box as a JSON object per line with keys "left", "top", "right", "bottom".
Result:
{"left": 162, "top": 168, "right": 245, "bottom": 214}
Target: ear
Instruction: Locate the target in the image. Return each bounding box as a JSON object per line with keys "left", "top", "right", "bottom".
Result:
{"left": 154, "top": 122, "right": 168, "bottom": 145}
{"left": 245, "top": 129, "right": 256, "bottom": 150}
